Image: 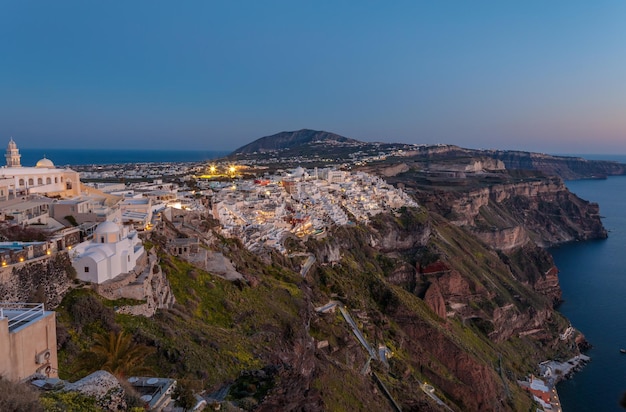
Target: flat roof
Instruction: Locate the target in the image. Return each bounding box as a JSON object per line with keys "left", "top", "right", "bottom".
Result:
{"left": 0, "top": 302, "right": 54, "bottom": 333}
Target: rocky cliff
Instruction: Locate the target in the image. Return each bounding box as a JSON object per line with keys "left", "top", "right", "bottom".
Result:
{"left": 390, "top": 144, "right": 626, "bottom": 180}
{"left": 487, "top": 150, "right": 626, "bottom": 180}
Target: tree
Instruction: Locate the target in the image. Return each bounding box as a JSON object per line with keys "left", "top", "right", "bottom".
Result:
{"left": 84, "top": 330, "right": 155, "bottom": 378}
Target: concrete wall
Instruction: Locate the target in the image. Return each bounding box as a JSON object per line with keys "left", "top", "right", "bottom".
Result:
{"left": 0, "top": 312, "right": 58, "bottom": 381}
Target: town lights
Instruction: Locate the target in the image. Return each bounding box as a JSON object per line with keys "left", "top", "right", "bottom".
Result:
{"left": 209, "top": 165, "right": 217, "bottom": 174}
{"left": 229, "top": 165, "right": 236, "bottom": 175}
{"left": 46, "top": 249, "right": 51, "bottom": 255}
{"left": 1, "top": 261, "right": 6, "bottom": 267}
{"left": 19, "top": 257, "right": 24, "bottom": 262}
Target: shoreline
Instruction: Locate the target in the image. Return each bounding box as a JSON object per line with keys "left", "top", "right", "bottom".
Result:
{"left": 541, "top": 354, "right": 591, "bottom": 385}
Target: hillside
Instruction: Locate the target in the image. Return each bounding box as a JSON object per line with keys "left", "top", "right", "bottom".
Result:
{"left": 37, "top": 166, "right": 600, "bottom": 411}
{"left": 2, "top": 131, "right": 616, "bottom": 410}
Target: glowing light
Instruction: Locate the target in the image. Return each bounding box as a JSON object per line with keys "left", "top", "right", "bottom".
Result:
{"left": 209, "top": 165, "right": 217, "bottom": 174}
{"left": 67, "top": 245, "right": 72, "bottom": 250}
{"left": 19, "top": 257, "right": 24, "bottom": 262}
{"left": 1, "top": 261, "right": 6, "bottom": 267}
{"left": 46, "top": 249, "right": 51, "bottom": 255}
{"left": 229, "top": 165, "right": 236, "bottom": 174}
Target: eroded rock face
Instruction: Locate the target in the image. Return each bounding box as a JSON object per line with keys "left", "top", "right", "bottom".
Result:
{"left": 472, "top": 226, "right": 529, "bottom": 251}
{"left": 416, "top": 176, "right": 606, "bottom": 248}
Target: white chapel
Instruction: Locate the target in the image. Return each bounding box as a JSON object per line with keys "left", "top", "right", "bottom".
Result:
{"left": 72, "top": 220, "right": 145, "bottom": 284}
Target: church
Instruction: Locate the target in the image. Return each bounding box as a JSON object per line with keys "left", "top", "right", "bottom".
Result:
{"left": 0, "top": 138, "right": 81, "bottom": 199}
{"left": 71, "top": 220, "right": 145, "bottom": 284}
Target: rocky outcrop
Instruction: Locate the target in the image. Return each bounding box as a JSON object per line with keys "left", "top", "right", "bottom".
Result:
{"left": 95, "top": 250, "right": 175, "bottom": 317}
{"left": 472, "top": 226, "right": 529, "bottom": 250}
{"left": 64, "top": 371, "right": 127, "bottom": 411}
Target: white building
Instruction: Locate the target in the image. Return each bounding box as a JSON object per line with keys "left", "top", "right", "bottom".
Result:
{"left": 0, "top": 139, "right": 81, "bottom": 198}
{"left": 71, "top": 221, "right": 145, "bottom": 284}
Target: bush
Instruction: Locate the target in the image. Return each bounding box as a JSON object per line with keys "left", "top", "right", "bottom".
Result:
{"left": 40, "top": 391, "right": 100, "bottom": 412}
{"left": 0, "top": 377, "right": 43, "bottom": 412}
{"left": 68, "top": 294, "right": 118, "bottom": 333}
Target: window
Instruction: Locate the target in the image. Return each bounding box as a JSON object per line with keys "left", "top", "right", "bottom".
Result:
{"left": 18, "top": 179, "right": 24, "bottom": 186}
{"left": 127, "top": 256, "right": 130, "bottom": 262}
{"left": 54, "top": 177, "right": 58, "bottom": 183}
{"left": 28, "top": 178, "right": 34, "bottom": 186}
{"left": 84, "top": 267, "right": 90, "bottom": 273}
{"left": 37, "top": 178, "right": 43, "bottom": 185}
{"left": 46, "top": 177, "right": 51, "bottom": 184}
{"left": 101, "top": 237, "right": 105, "bottom": 243}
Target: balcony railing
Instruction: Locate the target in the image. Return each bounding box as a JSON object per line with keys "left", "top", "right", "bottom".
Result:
{"left": 0, "top": 302, "right": 45, "bottom": 330}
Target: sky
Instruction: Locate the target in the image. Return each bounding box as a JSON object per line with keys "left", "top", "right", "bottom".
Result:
{"left": 1, "top": 1, "right": 626, "bottom": 153}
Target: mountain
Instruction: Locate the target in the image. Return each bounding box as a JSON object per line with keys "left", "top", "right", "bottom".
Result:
{"left": 231, "top": 129, "right": 362, "bottom": 154}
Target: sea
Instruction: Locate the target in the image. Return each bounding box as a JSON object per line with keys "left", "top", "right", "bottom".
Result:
{"left": 551, "top": 155, "right": 626, "bottom": 411}
{"left": 17, "top": 148, "right": 229, "bottom": 166}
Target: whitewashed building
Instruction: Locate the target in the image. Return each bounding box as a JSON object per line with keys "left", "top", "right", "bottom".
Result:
{"left": 0, "top": 138, "right": 81, "bottom": 198}
{"left": 71, "top": 221, "right": 145, "bottom": 284}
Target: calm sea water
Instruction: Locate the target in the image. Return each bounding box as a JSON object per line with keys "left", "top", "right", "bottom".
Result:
{"left": 552, "top": 158, "right": 626, "bottom": 411}
{"left": 17, "top": 149, "right": 229, "bottom": 166}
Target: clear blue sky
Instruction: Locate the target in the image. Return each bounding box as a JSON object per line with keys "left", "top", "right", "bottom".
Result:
{"left": 1, "top": 1, "right": 625, "bottom": 153}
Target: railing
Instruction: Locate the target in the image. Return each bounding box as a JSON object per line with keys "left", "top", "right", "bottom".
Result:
{"left": 0, "top": 302, "right": 45, "bottom": 330}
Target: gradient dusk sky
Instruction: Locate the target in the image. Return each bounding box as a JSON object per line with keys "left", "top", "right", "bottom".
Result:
{"left": 1, "top": 1, "right": 625, "bottom": 153}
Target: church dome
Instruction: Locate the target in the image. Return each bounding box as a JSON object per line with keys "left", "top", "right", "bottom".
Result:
{"left": 95, "top": 221, "right": 120, "bottom": 235}
{"left": 35, "top": 156, "right": 54, "bottom": 168}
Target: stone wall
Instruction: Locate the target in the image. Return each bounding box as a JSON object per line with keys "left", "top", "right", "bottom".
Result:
{"left": 0, "top": 252, "right": 75, "bottom": 309}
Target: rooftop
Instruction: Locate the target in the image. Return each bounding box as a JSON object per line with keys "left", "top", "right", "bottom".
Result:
{"left": 0, "top": 302, "right": 53, "bottom": 333}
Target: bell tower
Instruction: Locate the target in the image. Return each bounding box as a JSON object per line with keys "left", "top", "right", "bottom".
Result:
{"left": 5, "top": 138, "right": 22, "bottom": 167}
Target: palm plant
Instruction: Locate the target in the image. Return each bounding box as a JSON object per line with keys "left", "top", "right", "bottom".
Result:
{"left": 84, "top": 330, "right": 155, "bottom": 378}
